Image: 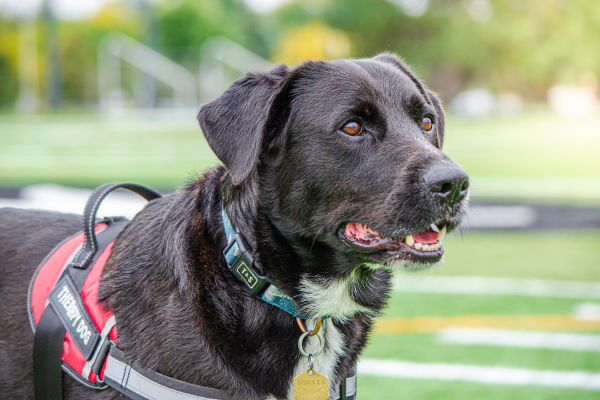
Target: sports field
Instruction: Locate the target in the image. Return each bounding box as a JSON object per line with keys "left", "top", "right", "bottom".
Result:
{"left": 1, "top": 111, "right": 599, "bottom": 399}
{"left": 358, "top": 230, "right": 600, "bottom": 399}
{"left": 1, "top": 111, "right": 600, "bottom": 202}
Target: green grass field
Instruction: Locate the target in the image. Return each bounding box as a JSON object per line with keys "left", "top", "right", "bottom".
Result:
{"left": 357, "top": 231, "right": 600, "bottom": 399}
{"left": 1, "top": 112, "right": 599, "bottom": 398}
{"left": 1, "top": 111, "right": 600, "bottom": 201}
{"left": 359, "top": 377, "right": 599, "bottom": 400}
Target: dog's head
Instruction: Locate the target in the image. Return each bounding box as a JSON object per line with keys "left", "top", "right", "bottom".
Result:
{"left": 198, "top": 54, "right": 469, "bottom": 319}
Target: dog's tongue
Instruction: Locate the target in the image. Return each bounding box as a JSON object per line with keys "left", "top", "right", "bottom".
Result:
{"left": 345, "top": 222, "right": 381, "bottom": 240}
{"left": 413, "top": 228, "right": 439, "bottom": 244}
{"left": 344, "top": 222, "right": 395, "bottom": 250}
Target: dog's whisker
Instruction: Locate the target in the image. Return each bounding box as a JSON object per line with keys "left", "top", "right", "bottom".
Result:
{"left": 310, "top": 227, "right": 324, "bottom": 255}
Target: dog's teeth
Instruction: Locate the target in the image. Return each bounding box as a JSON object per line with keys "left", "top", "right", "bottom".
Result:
{"left": 439, "top": 226, "right": 446, "bottom": 241}
{"left": 405, "top": 235, "right": 414, "bottom": 246}
{"left": 414, "top": 242, "right": 423, "bottom": 250}
{"left": 430, "top": 223, "right": 439, "bottom": 233}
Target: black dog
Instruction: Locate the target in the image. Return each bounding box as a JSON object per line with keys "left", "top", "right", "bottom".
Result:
{"left": 0, "top": 53, "right": 468, "bottom": 399}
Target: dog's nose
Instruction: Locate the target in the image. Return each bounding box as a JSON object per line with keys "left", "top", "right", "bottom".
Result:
{"left": 424, "top": 164, "right": 469, "bottom": 206}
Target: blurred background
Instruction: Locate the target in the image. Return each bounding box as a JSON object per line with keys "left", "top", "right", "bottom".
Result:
{"left": 0, "top": 0, "right": 599, "bottom": 398}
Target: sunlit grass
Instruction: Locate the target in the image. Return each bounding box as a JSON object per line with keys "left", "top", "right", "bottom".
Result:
{"left": 444, "top": 112, "right": 600, "bottom": 178}
{"left": 357, "top": 376, "right": 600, "bottom": 400}
{"left": 1, "top": 111, "right": 599, "bottom": 399}
{"left": 430, "top": 230, "right": 600, "bottom": 282}
{"left": 358, "top": 230, "right": 600, "bottom": 399}
{"left": 0, "top": 111, "right": 598, "bottom": 192}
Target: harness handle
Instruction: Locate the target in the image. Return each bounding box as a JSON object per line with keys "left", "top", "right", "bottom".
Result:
{"left": 70, "top": 182, "right": 162, "bottom": 269}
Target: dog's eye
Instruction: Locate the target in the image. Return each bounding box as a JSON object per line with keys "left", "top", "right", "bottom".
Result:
{"left": 422, "top": 116, "right": 434, "bottom": 132}
{"left": 342, "top": 121, "right": 362, "bottom": 136}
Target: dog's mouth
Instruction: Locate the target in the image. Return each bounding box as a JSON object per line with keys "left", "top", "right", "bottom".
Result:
{"left": 340, "top": 220, "right": 449, "bottom": 262}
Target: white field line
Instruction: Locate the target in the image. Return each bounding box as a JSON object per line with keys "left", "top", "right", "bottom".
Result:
{"left": 462, "top": 205, "right": 537, "bottom": 229}
{"left": 437, "top": 328, "right": 600, "bottom": 352}
{"left": 394, "top": 276, "right": 600, "bottom": 300}
{"left": 574, "top": 302, "right": 600, "bottom": 321}
{"left": 470, "top": 176, "right": 600, "bottom": 199}
{"left": 0, "top": 184, "right": 148, "bottom": 219}
{"left": 358, "top": 359, "right": 600, "bottom": 390}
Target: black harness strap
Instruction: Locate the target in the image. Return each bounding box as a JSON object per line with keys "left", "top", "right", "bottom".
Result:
{"left": 103, "top": 346, "right": 235, "bottom": 400}
{"left": 70, "top": 217, "right": 129, "bottom": 288}
{"left": 33, "top": 307, "right": 66, "bottom": 400}
{"left": 101, "top": 334, "right": 357, "bottom": 400}
{"left": 102, "top": 343, "right": 356, "bottom": 400}
{"left": 70, "top": 183, "right": 161, "bottom": 269}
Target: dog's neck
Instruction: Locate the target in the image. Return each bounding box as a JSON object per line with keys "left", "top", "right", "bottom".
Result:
{"left": 100, "top": 167, "right": 379, "bottom": 399}
{"left": 217, "top": 167, "right": 392, "bottom": 323}
{"left": 220, "top": 170, "right": 259, "bottom": 250}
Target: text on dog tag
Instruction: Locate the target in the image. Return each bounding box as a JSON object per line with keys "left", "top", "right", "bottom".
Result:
{"left": 294, "top": 368, "right": 329, "bottom": 400}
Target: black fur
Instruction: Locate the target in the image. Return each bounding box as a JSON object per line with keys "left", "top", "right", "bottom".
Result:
{"left": 0, "top": 54, "right": 468, "bottom": 399}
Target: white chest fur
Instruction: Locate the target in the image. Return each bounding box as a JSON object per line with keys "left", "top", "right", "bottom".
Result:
{"left": 269, "top": 274, "right": 371, "bottom": 399}
{"left": 299, "top": 275, "right": 374, "bottom": 322}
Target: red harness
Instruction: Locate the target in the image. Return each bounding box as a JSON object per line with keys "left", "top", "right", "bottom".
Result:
{"left": 28, "top": 223, "right": 117, "bottom": 384}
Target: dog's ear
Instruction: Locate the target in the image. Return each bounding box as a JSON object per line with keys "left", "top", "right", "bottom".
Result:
{"left": 197, "top": 64, "right": 291, "bottom": 185}
{"left": 427, "top": 90, "right": 445, "bottom": 149}
{"left": 374, "top": 53, "right": 408, "bottom": 72}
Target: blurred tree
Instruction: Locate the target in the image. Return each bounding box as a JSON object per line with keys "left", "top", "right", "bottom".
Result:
{"left": 272, "top": 21, "right": 350, "bottom": 65}
{"left": 57, "top": 2, "right": 141, "bottom": 106}
{"left": 0, "top": 56, "right": 19, "bottom": 107}
{"left": 42, "top": 0, "right": 61, "bottom": 109}
{"left": 0, "top": 18, "right": 19, "bottom": 107}
{"left": 158, "top": 0, "right": 269, "bottom": 66}
{"left": 0, "top": 0, "right": 599, "bottom": 107}
{"left": 271, "top": 0, "right": 600, "bottom": 102}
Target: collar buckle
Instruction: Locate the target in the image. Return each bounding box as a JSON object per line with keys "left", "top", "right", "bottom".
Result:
{"left": 223, "top": 233, "right": 273, "bottom": 296}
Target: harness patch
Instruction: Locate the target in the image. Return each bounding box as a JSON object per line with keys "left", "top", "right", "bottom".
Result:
{"left": 48, "top": 275, "right": 100, "bottom": 360}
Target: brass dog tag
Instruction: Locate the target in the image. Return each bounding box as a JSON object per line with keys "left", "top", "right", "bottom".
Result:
{"left": 294, "top": 368, "right": 329, "bottom": 400}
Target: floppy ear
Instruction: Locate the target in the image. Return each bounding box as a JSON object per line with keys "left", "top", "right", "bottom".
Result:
{"left": 197, "top": 64, "right": 291, "bottom": 185}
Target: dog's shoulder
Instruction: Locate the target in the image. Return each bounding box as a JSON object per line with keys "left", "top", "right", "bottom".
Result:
{"left": 99, "top": 167, "right": 226, "bottom": 296}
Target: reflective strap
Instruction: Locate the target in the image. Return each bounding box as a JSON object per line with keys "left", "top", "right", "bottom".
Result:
{"left": 103, "top": 346, "right": 234, "bottom": 400}
{"left": 82, "top": 315, "right": 116, "bottom": 380}
{"left": 344, "top": 374, "right": 357, "bottom": 399}
{"left": 335, "top": 366, "right": 357, "bottom": 400}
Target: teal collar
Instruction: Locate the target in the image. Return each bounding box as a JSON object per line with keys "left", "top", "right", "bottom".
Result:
{"left": 221, "top": 206, "right": 308, "bottom": 319}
